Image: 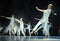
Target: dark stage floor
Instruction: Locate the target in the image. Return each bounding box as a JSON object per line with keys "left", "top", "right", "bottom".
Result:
{"left": 0, "top": 36, "right": 60, "bottom": 41}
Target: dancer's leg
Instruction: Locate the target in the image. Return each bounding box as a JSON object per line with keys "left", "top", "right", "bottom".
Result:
{"left": 17, "top": 29, "right": 20, "bottom": 36}
{"left": 9, "top": 30, "right": 11, "bottom": 36}
{"left": 11, "top": 30, "right": 15, "bottom": 36}
{"left": 21, "top": 30, "right": 25, "bottom": 36}
{"left": 27, "top": 26, "right": 31, "bottom": 36}
{"left": 28, "top": 28, "right": 31, "bottom": 36}
{"left": 35, "top": 24, "right": 43, "bottom": 33}
{"left": 43, "top": 22, "right": 49, "bottom": 38}
{"left": 30, "top": 21, "right": 42, "bottom": 34}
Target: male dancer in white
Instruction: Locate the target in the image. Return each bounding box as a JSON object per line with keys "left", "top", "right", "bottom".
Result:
{"left": 31, "top": 4, "right": 56, "bottom": 38}
{"left": 1, "top": 15, "right": 15, "bottom": 36}
{"left": 15, "top": 18, "right": 25, "bottom": 36}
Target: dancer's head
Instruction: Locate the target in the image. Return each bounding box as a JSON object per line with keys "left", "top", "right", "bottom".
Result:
{"left": 20, "top": 18, "right": 23, "bottom": 21}
{"left": 48, "top": 4, "right": 53, "bottom": 9}
{"left": 12, "top": 14, "right": 14, "bottom": 18}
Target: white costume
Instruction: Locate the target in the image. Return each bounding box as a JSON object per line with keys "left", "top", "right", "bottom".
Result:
{"left": 4, "top": 16, "right": 15, "bottom": 36}
{"left": 33, "top": 9, "right": 51, "bottom": 35}
{"left": 15, "top": 19, "right": 25, "bottom": 36}
{"left": 24, "top": 22, "right": 31, "bottom": 36}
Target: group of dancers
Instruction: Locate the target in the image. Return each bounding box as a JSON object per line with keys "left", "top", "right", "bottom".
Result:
{"left": 0, "top": 4, "right": 57, "bottom": 38}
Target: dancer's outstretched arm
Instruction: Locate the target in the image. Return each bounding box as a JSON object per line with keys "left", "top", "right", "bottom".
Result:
{"left": 52, "top": 10, "right": 57, "bottom": 15}
{"left": 36, "top": 7, "right": 44, "bottom": 12}
{"left": 34, "top": 18, "right": 40, "bottom": 20}
{"left": 15, "top": 18, "right": 20, "bottom": 23}
{"left": 53, "top": 13, "right": 57, "bottom": 15}
{"left": 1, "top": 16, "right": 11, "bottom": 19}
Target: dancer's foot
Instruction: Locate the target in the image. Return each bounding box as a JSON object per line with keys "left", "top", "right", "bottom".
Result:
{"left": 45, "top": 35, "right": 49, "bottom": 38}
{"left": 30, "top": 31, "right": 34, "bottom": 35}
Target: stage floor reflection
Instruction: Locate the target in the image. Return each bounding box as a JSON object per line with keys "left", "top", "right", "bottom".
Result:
{"left": 0, "top": 36, "right": 60, "bottom": 41}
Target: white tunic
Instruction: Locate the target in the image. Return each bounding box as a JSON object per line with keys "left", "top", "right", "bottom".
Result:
{"left": 20, "top": 21, "right": 24, "bottom": 30}
{"left": 4, "top": 17, "right": 15, "bottom": 33}
{"left": 42, "top": 9, "right": 51, "bottom": 35}
{"left": 7, "top": 17, "right": 15, "bottom": 29}
{"left": 41, "top": 9, "right": 51, "bottom": 22}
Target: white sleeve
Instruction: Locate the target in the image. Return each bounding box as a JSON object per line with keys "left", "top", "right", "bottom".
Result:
{"left": 6, "top": 17, "right": 11, "bottom": 19}
{"left": 15, "top": 19, "right": 20, "bottom": 23}
{"left": 44, "top": 10, "right": 47, "bottom": 12}
{"left": 43, "top": 10, "right": 48, "bottom": 14}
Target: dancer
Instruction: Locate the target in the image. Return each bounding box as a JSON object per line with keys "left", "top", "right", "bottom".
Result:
{"left": 24, "top": 22, "right": 31, "bottom": 36}
{"left": 1, "top": 15, "right": 15, "bottom": 36}
{"left": 15, "top": 18, "right": 25, "bottom": 36}
{"left": 31, "top": 4, "right": 56, "bottom": 38}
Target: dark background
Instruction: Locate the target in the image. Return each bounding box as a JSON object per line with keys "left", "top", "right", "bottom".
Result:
{"left": 1, "top": 0, "right": 60, "bottom": 36}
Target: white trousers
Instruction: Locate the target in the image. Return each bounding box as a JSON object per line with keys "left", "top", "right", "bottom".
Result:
{"left": 33, "top": 19, "right": 50, "bottom": 35}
